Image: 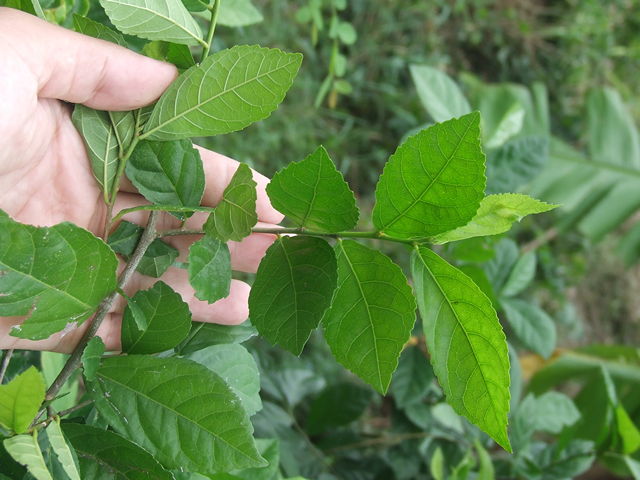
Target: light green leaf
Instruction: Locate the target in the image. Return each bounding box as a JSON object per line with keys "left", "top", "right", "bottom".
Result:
{"left": 478, "top": 87, "right": 526, "bottom": 149}
{"left": 188, "top": 236, "right": 232, "bottom": 303}
{"left": 0, "top": 215, "right": 118, "bottom": 340}
{"left": 502, "top": 298, "right": 556, "bottom": 358}
{"left": 430, "top": 447, "right": 445, "bottom": 480}
{"left": 45, "top": 418, "right": 81, "bottom": 480}
{"left": 409, "top": 65, "right": 471, "bottom": 123}
{"left": 142, "top": 45, "right": 302, "bottom": 141}
{"left": 72, "top": 105, "right": 119, "bottom": 201}
{"left": 431, "top": 194, "right": 558, "bottom": 244}
{"left": 143, "top": 40, "right": 195, "bottom": 70}
{"left": 41, "top": 352, "right": 79, "bottom": 412}
{"left": 81, "top": 336, "right": 105, "bottom": 382}
{"left": 305, "top": 382, "right": 372, "bottom": 435}
{"left": 390, "top": 346, "right": 434, "bottom": 409}
{"left": 0, "top": 0, "right": 45, "bottom": 18}
{"left": 90, "top": 355, "right": 265, "bottom": 473}
{"left": 624, "top": 455, "right": 640, "bottom": 479}
{"left": 0, "top": 367, "right": 45, "bottom": 434}
{"left": 99, "top": 0, "right": 203, "bottom": 45}
{"left": 126, "top": 140, "right": 205, "bottom": 220}
{"left": 266, "top": 146, "right": 359, "bottom": 232}
{"left": 3, "top": 433, "right": 52, "bottom": 480}
{"left": 475, "top": 440, "right": 495, "bottom": 480}
{"left": 109, "top": 111, "right": 136, "bottom": 154}
{"left": 62, "top": 423, "right": 174, "bottom": 479}
{"left": 411, "top": 246, "right": 511, "bottom": 451}
{"left": 177, "top": 321, "right": 257, "bottom": 355}
{"left": 486, "top": 136, "right": 548, "bottom": 195}
{"left": 218, "top": 0, "right": 263, "bottom": 26}
{"left": 72, "top": 14, "right": 127, "bottom": 46}
{"left": 186, "top": 344, "right": 262, "bottom": 416}
{"left": 501, "top": 251, "right": 536, "bottom": 297}
{"left": 122, "top": 281, "right": 191, "bottom": 354}
{"left": 373, "top": 112, "right": 486, "bottom": 239}
{"left": 204, "top": 163, "right": 257, "bottom": 242}
{"left": 249, "top": 236, "right": 337, "bottom": 355}
{"left": 616, "top": 404, "right": 640, "bottom": 454}
{"left": 322, "top": 240, "right": 416, "bottom": 394}
{"left": 483, "top": 238, "right": 518, "bottom": 293}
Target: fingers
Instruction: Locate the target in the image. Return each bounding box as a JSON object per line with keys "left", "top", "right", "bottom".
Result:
{"left": 0, "top": 7, "right": 177, "bottom": 110}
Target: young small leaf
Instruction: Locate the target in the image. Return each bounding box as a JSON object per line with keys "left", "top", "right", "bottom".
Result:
{"left": 188, "top": 236, "right": 232, "bottom": 303}
{"left": 266, "top": 146, "right": 359, "bottom": 232}
{"left": 373, "top": 112, "right": 486, "bottom": 239}
{"left": 0, "top": 366, "right": 45, "bottom": 434}
{"left": 3, "top": 433, "right": 52, "bottom": 480}
{"left": 186, "top": 344, "right": 262, "bottom": 416}
{"left": 502, "top": 299, "right": 556, "bottom": 359}
{"left": 99, "top": 0, "right": 203, "bottom": 45}
{"left": 249, "top": 236, "right": 337, "bottom": 355}
{"left": 72, "top": 14, "right": 127, "bottom": 46}
{"left": 430, "top": 194, "right": 558, "bottom": 244}
{"left": 126, "top": 140, "right": 205, "bottom": 219}
{"left": 89, "top": 355, "right": 266, "bottom": 473}
{"left": 142, "top": 45, "right": 302, "bottom": 141}
{"left": 45, "top": 418, "right": 81, "bottom": 480}
{"left": 615, "top": 404, "right": 640, "bottom": 454}
{"left": 81, "top": 336, "right": 105, "bottom": 382}
{"left": 204, "top": 163, "right": 257, "bottom": 242}
{"left": 322, "top": 240, "right": 416, "bottom": 394}
{"left": 122, "top": 281, "right": 191, "bottom": 354}
{"left": 72, "top": 105, "right": 119, "bottom": 201}
{"left": 62, "top": 423, "right": 174, "bottom": 479}
{"left": 142, "top": 40, "right": 195, "bottom": 70}
{"left": 409, "top": 65, "right": 471, "bottom": 123}
{"left": 411, "top": 246, "right": 511, "bottom": 451}
{"left": 0, "top": 215, "right": 118, "bottom": 340}
{"left": 136, "top": 239, "right": 179, "bottom": 278}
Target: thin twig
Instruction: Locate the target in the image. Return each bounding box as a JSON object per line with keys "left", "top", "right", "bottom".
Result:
{"left": 0, "top": 349, "right": 14, "bottom": 383}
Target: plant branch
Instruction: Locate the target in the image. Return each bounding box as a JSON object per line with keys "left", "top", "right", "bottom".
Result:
{"left": 104, "top": 136, "right": 141, "bottom": 238}
{"left": 0, "top": 349, "right": 14, "bottom": 384}
{"left": 112, "top": 205, "right": 216, "bottom": 224}
{"left": 201, "top": 0, "right": 221, "bottom": 61}
{"left": 44, "top": 211, "right": 161, "bottom": 403}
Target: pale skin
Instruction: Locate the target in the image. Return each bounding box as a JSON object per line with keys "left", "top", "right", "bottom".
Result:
{"left": 0, "top": 8, "right": 283, "bottom": 353}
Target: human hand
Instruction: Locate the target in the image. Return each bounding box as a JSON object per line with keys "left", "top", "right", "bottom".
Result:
{"left": 0, "top": 8, "right": 282, "bottom": 353}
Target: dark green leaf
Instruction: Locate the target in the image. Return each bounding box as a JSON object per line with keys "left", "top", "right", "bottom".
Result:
{"left": 90, "top": 355, "right": 265, "bottom": 473}
{"left": 62, "top": 423, "right": 174, "bottom": 480}
{"left": 266, "top": 146, "right": 359, "bottom": 232}
{"left": 126, "top": 140, "right": 205, "bottom": 219}
{"left": 501, "top": 299, "right": 556, "bottom": 359}
{"left": 409, "top": 65, "right": 471, "bottom": 123}
{"left": 3, "top": 433, "right": 52, "bottom": 480}
{"left": 99, "top": 0, "right": 203, "bottom": 45}
{"left": 81, "top": 336, "right": 105, "bottom": 382}
{"left": 390, "top": 346, "right": 434, "bottom": 409}
{"left": 322, "top": 240, "right": 416, "bottom": 394}
{"left": 142, "top": 45, "right": 302, "bottom": 141}
{"left": 186, "top": 344, "right": 262, "bottom": 416}
{"left": 486, "top": 136, "right": 548, "bottom": 195}
{"left": 177, "top": 321, "right": 257, "bottom": 355}
{"left": 0, "top": 215, "right": 118, "bottom": 340}
{"left": 305, "top": 382, "right": 372, "bottom": 435}
{"left": 180, "top": 0, "right": 207, "bottom": 11}
{"left": 372, "top": 112, "right": 486, "bottom": 239}
{"left": 73, "top": 14, "right": 127, "bottom": 46}
{"left": 411, "top": 246, "right": 511, "bottom": 451}
{"left": 45, "top": 418, "right": 81, "bottom": 480}
{"left": 250, "top": 236, "right": 337, "bottom": 355}
{"left": 204, "top": 164, "right": 257, "bottom": 242}
{"left": 107, "top": 221, "right": 143, "bottom": 256}
{"left": 122, "top": 281, "right": 191, "bottom": 354}
{"left": 0, "top": 367, "right": 45, "bottom": 434}
{"left": 142, "top": 40, "right": 195, "bottom": 70}
{"left": 188, "top": 236, "right": 232, "bottom": 303}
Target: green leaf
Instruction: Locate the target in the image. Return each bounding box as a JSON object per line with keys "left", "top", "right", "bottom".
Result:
{"left": 122, "top": 281, "right": 191, "bottom": 354}
{"left": 90, "top": 355, "right": 265, "bottom": 473}
{"left": 0, "top": 367, "right": 45, "bottom": 434}
{"left": 501, "top": 251, "right": 536, "bottom": 297}
{"left": 109, "top": 111, "right": 136, "bottom": 154}
{"left": 483, "top": 238, "right": 518, "bottom": 293}
{"left": 72, "top": 105, "right": 119, "bottom": 201}
{"left": 409, "top": 65, "right": 471, "bottom": 123}
{"left": 501, "top": 298, "right": 556, "bottom": 359}
{"left": 142, "top": 45, "right": 302, "bottom": 141}
{"left": 177, "top": 321, "right": 257, "bottom": 355}
{"left": 231, "top": 438, "right": 279, "bottom": 480}
{"left": 188, "top": 236, "right": 232, "bottom": 303}
{"left": 218, "top": 0, "right": 263, "bottom": 26}
{"left": 0, "top": 215, "right": 118, "bottom": 340}
{"left": 478, "top": 87, "right": 526, "bottom": 149}
{"left": 336, "top": 21, "right": 357, "bottom": 44}
{"left": 62, "top": 423, "right": 174, "bottom": 480}
{"left": 72, "top": 14, "right": 127, "bottom": 46}
{"left": 486, "top": 136, "right": 548, "bottom": 195}
{"left": 249, "top": 236, "right": 337, "bottom": 355}
{"left": 305, "top": 382, "right": 372, "bottom": 435}
{"left": 99, "top": 0, "right": 203, "bottom": 45}
{"left": 624, "top": 455, "right": 640, "bottom": 479}
{"left": 322, "top": 240, "right": 416, "bottom": 394}
{"left": 3, "top": 433, "right": 52, "bottom": 480}
{"left": 81, "top": 336, "right": 105, "bottom": 382}
{"left": 0, "top": 0, "right": 45, "bottom": 19}
{"left": 40, "top": 352, "right": 79, "bottom": 413}
{"left": 390, "top": 346, "right": 434, "bottom": 409}
{"left": 186, "top": 344, "right": 262, "bottom": 416}
{"left": 45, "top": 418, "right": 81, "bottom": 480}
{"left": 204, "top": 163, "right": 257, "bottom": 242}
{"left": 615, "top": 404, "right": 640, "bottom": 454}
{"left": 372, "top": 112, "right": 486, "bottom": 239}
{"left": 475, "top": 440, "right": 495, "bottom": 480}
{"left": 430, "top": 447, "right": 445, "bottom": 480}
{"left": 431, "top": 194, "right": 557, "bottom": 244}
{"left": 142, "top": 40, "right": 196, "bottom": 70}
{"left": 266, "top": 146, "right": 359, "bottom": 232}
{"left": 126, "top": 140, "right": 205, "bottom": 219}
{"left": 411, "top": 246, "right": 511, "bottom": 451}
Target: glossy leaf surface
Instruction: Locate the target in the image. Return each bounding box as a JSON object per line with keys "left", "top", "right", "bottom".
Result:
{"left": 188, "top": 236, "right": 232, "bottom": 303}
